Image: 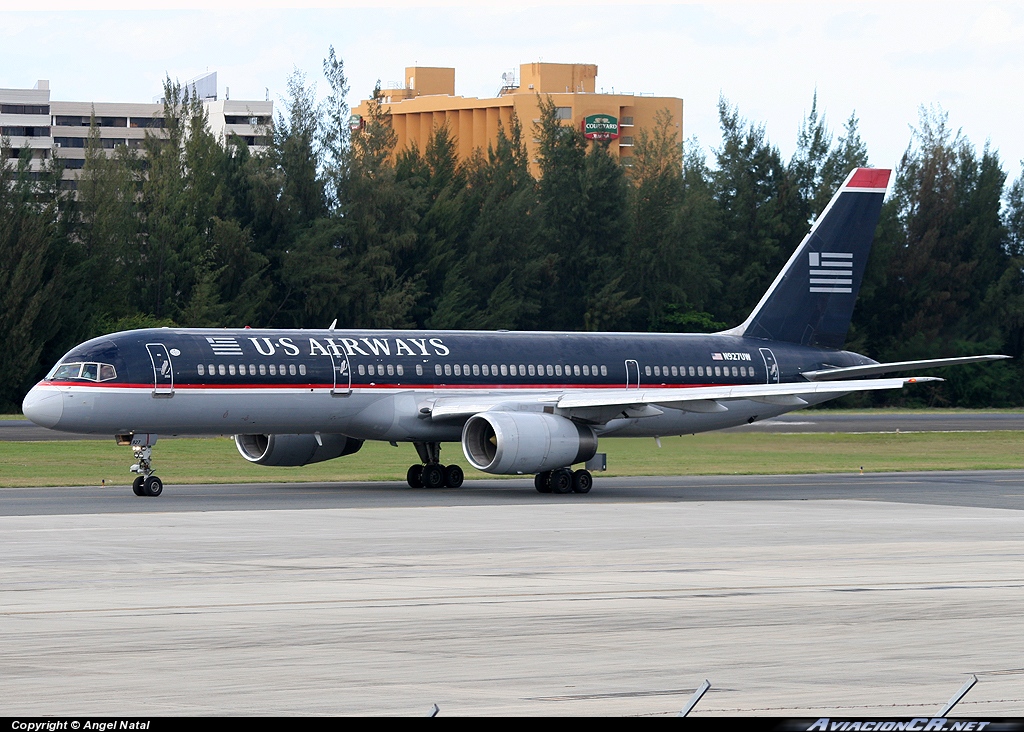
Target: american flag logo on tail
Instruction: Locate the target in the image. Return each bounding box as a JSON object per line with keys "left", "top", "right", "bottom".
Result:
{"left": 809, "top": 251, "right": 853, "bottom": 293}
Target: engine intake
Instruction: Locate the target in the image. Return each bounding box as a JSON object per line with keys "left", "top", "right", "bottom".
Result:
{"left": 462, "top": 411, "right": 597, "bottom": 475}
{"left": 234, "top": 433, "right": 363, "bottom": 467}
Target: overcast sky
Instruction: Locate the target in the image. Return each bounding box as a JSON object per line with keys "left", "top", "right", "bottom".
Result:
{"left": 3, "top": 1, "right": 1022, "bottom": 183}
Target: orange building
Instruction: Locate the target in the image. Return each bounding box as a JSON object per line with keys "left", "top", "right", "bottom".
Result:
{"left": 352, "top": 62, "right": 683, "bottom": 175}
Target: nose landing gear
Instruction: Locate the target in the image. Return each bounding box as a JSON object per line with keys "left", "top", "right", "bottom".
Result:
{"left": 119, "top": 434, "right": 163, "bottom": 497}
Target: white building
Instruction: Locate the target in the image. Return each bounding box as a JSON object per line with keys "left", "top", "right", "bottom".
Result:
{"left": 1, "top": 74, "right": 272, "bottom": 186}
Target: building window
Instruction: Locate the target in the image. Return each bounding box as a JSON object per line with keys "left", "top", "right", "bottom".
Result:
{"left": 2, "top": 104, "right": 49, "bottom": 115}
{"left": 131, "top": 118, "right": 165, "bottom": 129}
{"left": 555, "top": 106, "right": 572, "bottom": 120}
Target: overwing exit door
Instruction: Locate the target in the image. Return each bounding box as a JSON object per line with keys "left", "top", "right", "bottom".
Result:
{"left": 625, "top": 359, "right": 640, "bottom": 388}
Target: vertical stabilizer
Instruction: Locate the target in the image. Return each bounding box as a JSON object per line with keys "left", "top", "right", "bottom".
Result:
{"left": 722, "top": 168, "right": 890, "bottom": 349}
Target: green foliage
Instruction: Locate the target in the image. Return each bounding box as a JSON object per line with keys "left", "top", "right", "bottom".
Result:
{"left": 2, "top": 51, "right": 1022, "bottom": 410}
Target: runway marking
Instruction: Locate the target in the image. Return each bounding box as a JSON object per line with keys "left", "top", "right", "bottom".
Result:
{"left": 5, "top": 579, "right": 1024, "bottom": 617}
{"left": 527, "top": 687, "right": 712, "bottom": 701}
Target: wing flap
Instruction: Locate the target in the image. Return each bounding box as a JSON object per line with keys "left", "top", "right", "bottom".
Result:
{"left": 555, "top": 377, "right": 939, "bottom": 410}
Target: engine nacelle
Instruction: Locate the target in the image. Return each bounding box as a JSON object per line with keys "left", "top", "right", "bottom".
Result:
{"left": 234, "top": 433, "right": 364, "bottom": 467}
{"left": 462, "top": 411, "right": 597, "bottom": 475}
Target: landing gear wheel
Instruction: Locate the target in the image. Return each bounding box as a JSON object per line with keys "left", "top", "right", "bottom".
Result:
{"left": 535, "top": 471, "right": 552, "bottom": 493}
{"left": 132, "top": 476, "right": 145, "bottom": 497}
{"left": 421, "top": 463, "right": 445, "bottom": 489}
{"left": 407, "top": 464, "right": 424, "bottom": 488}
{"left": 142, "top": 475, "right": 163, "bottom": 497}
{"left": 444, "top": 464, "right": 464, "bottom": 489}
{"left": 549, "top": 468, "right": 573, "bottom": 494}
{"left": 572, "top": 469, "right": 593, "bottom": 494}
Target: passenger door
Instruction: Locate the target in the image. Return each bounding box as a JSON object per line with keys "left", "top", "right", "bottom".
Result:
{"left": 146, "top": 343, "right": 174, "bottom": 396}
{"left": 330, "top": 349, "right": 351, "bottom": 397}
{"left": 759, "top": 347, "right": 780, "bottom": 384}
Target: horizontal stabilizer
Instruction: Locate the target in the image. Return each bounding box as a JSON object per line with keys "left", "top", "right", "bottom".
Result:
{"left": 801, "top": 355, "right": 1011, "bottom": 381}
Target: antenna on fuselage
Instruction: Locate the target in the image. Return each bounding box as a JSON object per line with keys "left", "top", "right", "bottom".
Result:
{"left": 328, "top": 319, "right": 337, "bottom": 331}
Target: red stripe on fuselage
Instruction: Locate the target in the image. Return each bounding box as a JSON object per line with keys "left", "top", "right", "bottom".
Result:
{"left": 44, "top": 380, "right": 733, "bottom": 391}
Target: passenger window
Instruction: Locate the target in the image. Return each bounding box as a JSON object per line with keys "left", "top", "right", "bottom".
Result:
{"left": 600, "top": 365, "right": 607, "bottom": 376}
{"left": 689, "top": 366, "right": 695, "bottom": 377}
{"left": 260, "top": 364, "right": 266, "bottom": 376}
{"left": 653, "top": 366, "right": 660, "bottom": 377}
{"left": 299, "top": 364, "right": 307, "bottom": 376}
{"left": 444, "top": 364, "right": 452, "bottom": 376}
{"left": 464, "top": 364, "right": 470, "bottom": 375}
{"left": 645, "top": 366, "right": 652, "bottom": 376}
{"left": 289, "top": 364, "right": 296, "bottom": 376}
{"left": 387, "top": 364, "right": 394, "bottom": 376}
{"left": 435, "top": 364, "right": 442, "bottom": 376}
{"left": 500, "top": 364, "right": 508, "bottom": 376}
{"left": 397, "top": 364, "right": 404, "bottom": 376}
{"left": 482, "top": 364, "right": 490, "bottom": 376}
{"left": 473, "top": 364, "right": 480, "bottom": 376}
{"left": 198, "top": 364, "right": 205, "bottom": 376}
{"left": 582, "top": 365, "right": 589, "bottom": 376}
{"left": 268, "top": 365, "right": 275, "bottom": 376}
{"left": 453, "top": 364, "right": 461, "bottom": 376}
{"left": 697, "top": 366, "right": 703, "bottom": 377}
{"left": 229, "top": 364, "right": 236, "bottom": 376}
{"left": 358, "top": 364, "right": 365, "bottom": 375}
{"left": 573, "top": 365, "right": 580, "bottom": 376}
{"left": 491, "top": 364, "right": 498, "bottom": 376}
{"left": 528, "top": 364, "right": 536, "bottom": 376}
{"left": 546, "top": 365, "right": 554, "bottom": 376}
{"left": 671, "top": 366, "right": 678, "bottom": 377}
{"left": 416, "top": 364, "right": 423, "bottom": 376}
{"left": 732, "top": 366, "right": 738, "bottom": 377}
{"left": 714, "top": 366, "right": 721, "bottom": 377}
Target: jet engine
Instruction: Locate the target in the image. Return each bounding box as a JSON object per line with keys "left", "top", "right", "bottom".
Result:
{"left": 462, "top": 411, "right": 597, "bottom": 475}
{"left": 234, "top": 433, "right": 364, "bottom": 467}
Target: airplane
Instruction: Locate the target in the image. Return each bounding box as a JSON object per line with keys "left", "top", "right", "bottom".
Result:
{"left": 21, "top": 168, "right": 1009, "bottom": 497}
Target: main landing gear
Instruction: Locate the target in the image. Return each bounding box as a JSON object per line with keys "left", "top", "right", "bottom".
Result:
{"left": 407, "top": 442, "right": 464, "bottom": 489}
{"left": 534, "top": 468, "right": 593, "bottom": 495}
{"left": 119, "top": 434, "right": 163, "bottom": 497}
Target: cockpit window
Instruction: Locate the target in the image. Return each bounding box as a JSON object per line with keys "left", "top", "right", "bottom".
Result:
{"left": 48, "top": 362, "right": 117, "bottom": 382}
{"left": 51, "top": 363, "right": 83, "bottom": 380}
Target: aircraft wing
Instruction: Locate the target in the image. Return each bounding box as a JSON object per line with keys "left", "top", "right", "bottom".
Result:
{"left": 801, "top": 355, "right": 1010, "bottom": 381}
{"left": 426, "top": 377, "right": 938, "bottom": 424}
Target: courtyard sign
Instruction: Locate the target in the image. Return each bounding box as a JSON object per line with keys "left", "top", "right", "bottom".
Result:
{"left": 582, "top": 114, "right": 619, "bottom": 140}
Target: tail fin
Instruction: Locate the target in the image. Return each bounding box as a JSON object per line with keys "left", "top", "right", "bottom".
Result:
{"left": 722, "top": 168, "right": 890, "bottom": 349}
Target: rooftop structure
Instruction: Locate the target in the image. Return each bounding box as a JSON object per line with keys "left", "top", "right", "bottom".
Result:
{"left": 1, "top": 76, "right": 272, "bottom": 187}
{"left": 352, "top": 62, "right": 683, "bottom": 175}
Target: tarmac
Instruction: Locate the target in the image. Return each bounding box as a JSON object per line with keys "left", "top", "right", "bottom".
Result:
{"left": 3, "top": 470, "right": 1024, "bottom": 716}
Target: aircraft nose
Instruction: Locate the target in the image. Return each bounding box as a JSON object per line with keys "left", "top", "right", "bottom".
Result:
{"left": 22, "top": 385, "right": 64, "bottom": 429}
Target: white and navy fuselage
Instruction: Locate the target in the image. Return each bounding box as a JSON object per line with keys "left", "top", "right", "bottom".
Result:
{"left": 23, "top": 328, "right": 877, "bottom": 441}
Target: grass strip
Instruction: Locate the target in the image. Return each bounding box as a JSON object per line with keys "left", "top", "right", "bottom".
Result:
{"left": 1, "top": 431, "right": 1022, "bottom": 488}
